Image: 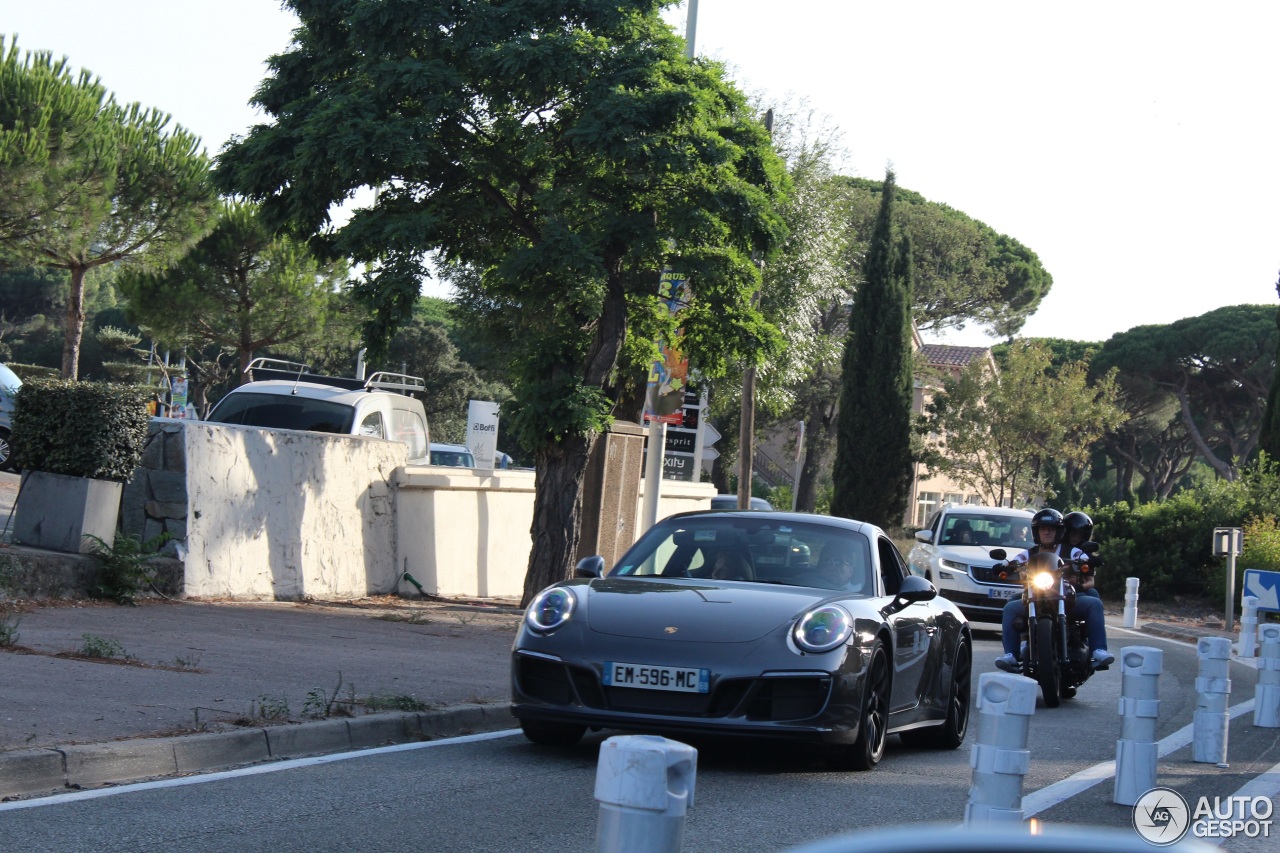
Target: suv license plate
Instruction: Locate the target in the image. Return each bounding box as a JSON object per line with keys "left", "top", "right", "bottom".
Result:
{"left": 604, "top": 662, "right": 709, "bottom": 693}
{"left": 987, "top": 587, "right": 1019, "bottom": 600}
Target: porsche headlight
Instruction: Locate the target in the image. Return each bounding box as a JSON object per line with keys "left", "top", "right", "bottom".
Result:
{"left": 792, "top": 605, "right": 853, "bottom": 654}
{"left": 525, "top": 587, "right": 576, "bottom": 633}
{"left": 1031, "top": 571, "right": 1056, "bottom": 591}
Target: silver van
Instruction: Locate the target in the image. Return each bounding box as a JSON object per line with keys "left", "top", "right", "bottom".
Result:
{"left": 205, "top": 359, "right": 430, "bottom": 463}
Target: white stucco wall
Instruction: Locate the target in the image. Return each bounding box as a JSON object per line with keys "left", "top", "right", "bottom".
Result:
{"left": 162, "top": 422, "right": 715, "bottom": 601}
{"left": 182, "top": 422, "right": 405, "bottom": 600}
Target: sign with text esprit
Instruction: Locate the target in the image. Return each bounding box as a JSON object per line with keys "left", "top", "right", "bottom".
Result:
{"left": 467, "top": 400, "right": 500, "bottom": 469}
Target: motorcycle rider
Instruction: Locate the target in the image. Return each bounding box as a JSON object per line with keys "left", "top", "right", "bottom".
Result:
{"left": 1062, "top": 510, "right": 1101, "bottom": 600}
{"left": 994, "top": 508, "right": 1114, "bottom": 673}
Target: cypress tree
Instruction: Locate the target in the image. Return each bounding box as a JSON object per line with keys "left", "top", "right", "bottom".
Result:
{"left": 1260, "top": 269, "right": 1280, "bottom": 460}
{"left": 830, "top": 170, "right": 915, "bottom": 528}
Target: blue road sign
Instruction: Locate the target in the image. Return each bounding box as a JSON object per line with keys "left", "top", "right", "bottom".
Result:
{"left": 1242, "top": 569, "right": 1280, "bottom": 612}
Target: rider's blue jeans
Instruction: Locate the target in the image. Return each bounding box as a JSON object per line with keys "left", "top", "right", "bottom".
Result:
{"left": 1001, "top": 594, "right": 1107, "bottom": 656}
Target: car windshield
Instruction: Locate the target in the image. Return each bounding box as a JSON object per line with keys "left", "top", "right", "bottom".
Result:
{"left": 610, "top": 516, "right": 871, "bottom": 593}
{"left": 205, "top": 392, "right": 355, "bottom": 435}
{"left": 941, "top": 514, "right": 1033, "bottom": 548}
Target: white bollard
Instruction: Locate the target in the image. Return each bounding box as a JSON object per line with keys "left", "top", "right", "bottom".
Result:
{"left": 1255, "top": 623, "right": 1280, "bottom": 728}
{"left": 1113, "top": 646, "right": 1163, "bottom": 805}
{"left": 1192, "top": 636, "right": 1232, "bottom": 764}
{"left": 965, "top": 672, "right": 1038, "bottom": 826}
{"left": 595, "top": 735, "right": 697, "bottom": 853}
{"left": 1123, "top": 577, "right": 1140, "bottom": 629}
{"left": 1237, "top": 596, "right": 1259, "bottom": 658}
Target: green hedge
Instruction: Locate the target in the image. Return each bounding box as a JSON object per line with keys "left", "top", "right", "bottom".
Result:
{"left": 1089, "top": 458, "right": 1280, "bottom": 603}
{"left": 11, "top": 379, "right": 152, "bottom": 482}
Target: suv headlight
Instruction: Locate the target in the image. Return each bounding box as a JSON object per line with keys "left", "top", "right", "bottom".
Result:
{"left": 792, "top": 605, "right": 853, "bottom": 654}
{"left": 940, "top": 558, "right": 968, "bottom": 571}
{"left": 525, "top": 587, "right": 576, "bottom": 633}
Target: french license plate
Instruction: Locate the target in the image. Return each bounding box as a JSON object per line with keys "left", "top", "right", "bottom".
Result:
{"left": 987, "top": 587, "right": 1020, "bottom": 600}
{"left": 603, "top": 661, "right": 709, "bottom": 693}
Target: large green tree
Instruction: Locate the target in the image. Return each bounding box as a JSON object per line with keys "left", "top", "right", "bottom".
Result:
{"left": 830, "top": 170, "right": 914, "bottom": 528}
{"left": 0, "top": 39, "right": 216, "bottom": 379}
{"left": 216, "top": 0, "right": 788, "bottom": 603}
{"left": 117, "top": 200, "right": 349, "bottom": 378}
{"left": 1260, "top": 270, "right": 1280, "bottom": 460}
{"left": 1094, "top": 304, "right": 1276, "bottom": 481}
{"left": 920, "top": 340, "right": 1124, "bottom": 505}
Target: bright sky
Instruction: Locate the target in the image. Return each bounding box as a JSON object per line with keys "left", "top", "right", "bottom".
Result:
{"left": 6, "top": 1, "right": 1278, "bottom": 346}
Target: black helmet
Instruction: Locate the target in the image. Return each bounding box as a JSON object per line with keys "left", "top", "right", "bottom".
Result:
{"left": 1030, "top": 508, "right": 1065, "bottom": 546}
{"left": 1063, "top": 511, "right": 1094, "bottom": 541}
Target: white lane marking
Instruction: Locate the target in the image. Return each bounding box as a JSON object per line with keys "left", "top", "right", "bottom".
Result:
{"left": 1022, "top": 700, "right": 1256, "bottom": 816}
{"left": 1228, "top": 762, "right": 1280, "bottom": 801}
{"left": 0, "top": 728, "right": 522, "bottom": 812}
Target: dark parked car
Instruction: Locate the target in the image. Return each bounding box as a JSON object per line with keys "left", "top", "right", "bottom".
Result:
{"left": 511, "top": 511, "right": 971, "bottom": 770}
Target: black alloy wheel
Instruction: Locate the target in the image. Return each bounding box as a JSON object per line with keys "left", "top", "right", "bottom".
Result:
{"left": 837, "top": 641, "right": 890, "bottom": 770}
{"left": 901, "top": 636, "right": 971, "bottom": 749}
{"left": 0, "top": 429, "right": 12, "bottom": 472}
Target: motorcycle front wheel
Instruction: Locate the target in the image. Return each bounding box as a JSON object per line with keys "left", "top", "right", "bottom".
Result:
{"left": 1033, "top": 618, "right": 1061, "bottom": 708}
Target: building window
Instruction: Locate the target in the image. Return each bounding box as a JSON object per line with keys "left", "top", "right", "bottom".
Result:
{"left": 916, "top": 492, "right": 940, "bottom": 527}
{"left": 967, "top": 495, "right": 984, "bottom": 506}
{"left": 944, "top": 492, "right": 964, "bottom": 507}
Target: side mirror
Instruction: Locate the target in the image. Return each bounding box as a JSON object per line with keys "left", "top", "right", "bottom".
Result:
{"left": 884, "top": 574, "right": 937, "bottom": 614}
{"left": 913, "top": 529, "right": 934, "bottom": 544}
{"left": 989, "top": 548, "right": 1007, "bottom": 561}
{"left": 574, "top": 556, "right": 605, "bottom": 579}
{"left": 1080, "top": 541, "right": 1100, "bottom": 555}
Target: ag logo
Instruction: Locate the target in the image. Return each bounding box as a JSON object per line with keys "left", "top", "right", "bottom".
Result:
{"left": 1132, "top": 787, "right": 1190, "bottom": 845}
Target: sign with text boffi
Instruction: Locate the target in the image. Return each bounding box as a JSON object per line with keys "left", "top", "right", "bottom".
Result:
{"left": 467, "top": 400, "right": 500, "bottom": 469}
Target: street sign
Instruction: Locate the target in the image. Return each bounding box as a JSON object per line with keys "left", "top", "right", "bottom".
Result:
{"left": 1243, "top": 569, "right": 1280, "bottom": 613}
{"left": 702, "top": 423, "right": 721, "bottom": 447}
{"left": 1213, "top": 527, "right": 1243, "bottom": 557}
{"left": 665, "top": 427, "right": 696, "bottom": 455}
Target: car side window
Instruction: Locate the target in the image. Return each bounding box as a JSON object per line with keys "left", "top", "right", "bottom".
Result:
{"left": 358, "top": 411, "right": 385, "bottom": 439}
{"left": 876, "top": 537, "right": 906, "bottom": 596}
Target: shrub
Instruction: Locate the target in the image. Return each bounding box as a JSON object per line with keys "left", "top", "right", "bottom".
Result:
{"left": 11, "top": 379, "right": 151, "bottom": 481}
{"left": 1088, "top": 456, "right": 1279, "bottom": 603}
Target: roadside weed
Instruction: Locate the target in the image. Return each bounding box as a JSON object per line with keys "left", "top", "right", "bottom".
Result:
{"left": 85, "top": 532, "right": 172, "bottom": 605}
{"left": 78, "top": 634, "right": 130, "bottom": 659}
{"left": 363, "top": 692, "right": 429, "bottom": 713}
{"left": 253, "top": 695, "right": 290, "bottom": 721}
{"left": 0, "top": 608, "right": 19, "bottom": 647}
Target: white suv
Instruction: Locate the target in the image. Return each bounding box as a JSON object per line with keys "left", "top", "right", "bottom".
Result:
{"left": 907, "top": 505, "right": 1034, "bottom": 625}
{"left": 206, "top": 359, "right": 431, "bottom": 463}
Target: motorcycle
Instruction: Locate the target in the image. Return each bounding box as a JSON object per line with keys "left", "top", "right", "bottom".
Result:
{"left": 989, "top": 542, "right": 1105, "bottom": 707}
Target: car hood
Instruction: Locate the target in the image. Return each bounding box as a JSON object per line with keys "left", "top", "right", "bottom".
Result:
{"left": 583, "top": 577, "right": 836, "bottom": 642}
{"left": 928, "top": 545, "right": 1008, "bottom": 564}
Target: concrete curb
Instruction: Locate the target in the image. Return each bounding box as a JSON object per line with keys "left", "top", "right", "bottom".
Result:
{"left": 0, "top": 701, "right": 513, "bottom": 801}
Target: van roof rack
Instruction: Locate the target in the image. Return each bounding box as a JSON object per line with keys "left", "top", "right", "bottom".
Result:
{"left": 244, "top": 358, "right": 425, "bottom": 396}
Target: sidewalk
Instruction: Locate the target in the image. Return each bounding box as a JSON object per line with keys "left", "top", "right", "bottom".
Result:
{"left": 0, "top": 596, "right": 522, "bottom": 800}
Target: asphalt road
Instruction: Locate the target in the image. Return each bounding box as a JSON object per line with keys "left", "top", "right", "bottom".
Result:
{"left": 2, "top": 630, "right": 1277, "bottom": 853}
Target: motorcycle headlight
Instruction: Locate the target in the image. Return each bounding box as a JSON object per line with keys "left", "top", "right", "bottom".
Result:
{"left": 525, "top": 587, "right": 576, "bottom": 633}
{"left": 792, "top": 605, "right": 853, "bottom": 654}
{"left": 1032, "top": 571, "right": 1056, "bottom": 591}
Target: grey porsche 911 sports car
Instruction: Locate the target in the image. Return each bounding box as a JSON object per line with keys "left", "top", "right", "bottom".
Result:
{"left": 511, "top": 511, "right": 972, "bottom": 770}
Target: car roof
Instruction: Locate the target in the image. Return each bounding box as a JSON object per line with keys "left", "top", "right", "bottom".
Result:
{"left": 223, "top": 380, "right": 402, "bottom": 407}
{"left": 940, "top": 505, "right": 1034, "bottom": 519}
{"left": 430, "top": 443, "right": 471, "bottom": 452}
{"left": 673, "top": 509, "right": 882, "bottom": 538}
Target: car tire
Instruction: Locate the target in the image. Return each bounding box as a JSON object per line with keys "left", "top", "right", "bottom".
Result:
{"left": 520, "top": 719, "right": 586, "bottom": 747}
{"left": 900, "top": 636, "right": 971, "bottom": 750}
{"left": 1034, "top": 619, "right": 1062, "bottom": 709}
{"left": 0, "top": 428, "right": 13, "bottom": 473}
{"left": 834, "top": 641, "right": 890, "bottom": 771}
